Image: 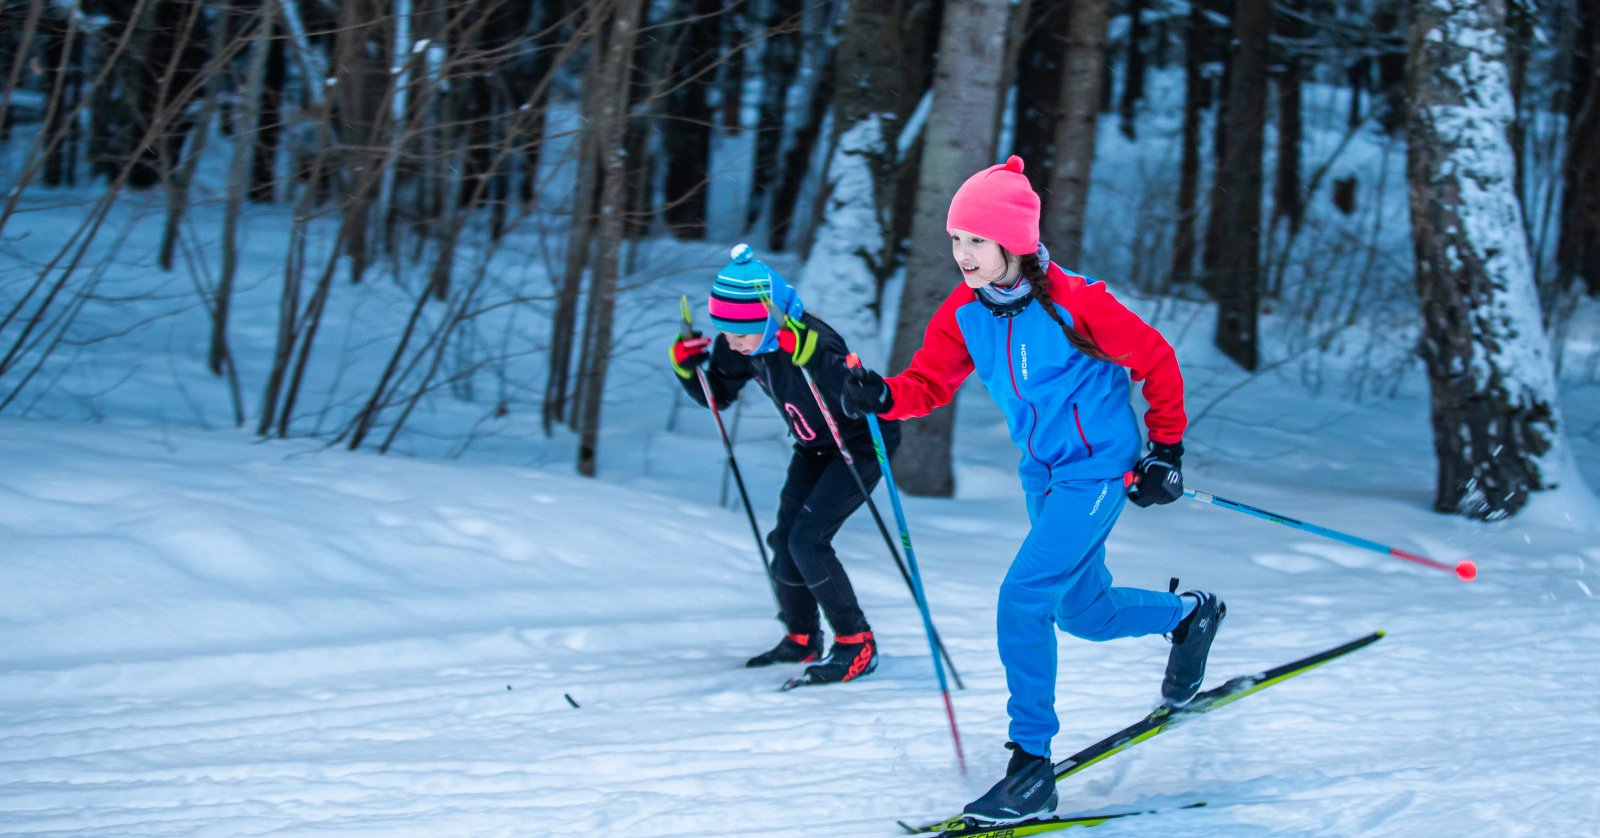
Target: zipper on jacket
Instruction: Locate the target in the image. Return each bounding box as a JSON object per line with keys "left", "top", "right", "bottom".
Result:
{"left": 1006, "top": 319, "right": 1050, "bottom": 482}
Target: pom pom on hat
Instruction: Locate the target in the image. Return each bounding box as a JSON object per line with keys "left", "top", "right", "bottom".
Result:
{"left": 946, "top": 155, "right": 1041, "bottom": 256}
{"left": 708, "top": 243, "right": 804, "bottom": 351}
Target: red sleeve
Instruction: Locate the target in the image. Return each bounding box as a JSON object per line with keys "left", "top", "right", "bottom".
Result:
{"left": 1053, "top": 266, "right": 1188, "bottom": 444}
{"left": 881, "top": 284, "right": 976, "bottom": 420}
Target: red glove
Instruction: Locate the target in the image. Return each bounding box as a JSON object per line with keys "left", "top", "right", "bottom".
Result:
{"left": 671, "top": 333, "right": 712, "bottom": 379}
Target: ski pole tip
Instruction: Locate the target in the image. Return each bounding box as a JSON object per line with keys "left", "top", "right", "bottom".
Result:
{"left": 1455, "top": 559, "right": 1478, "bottom": 582}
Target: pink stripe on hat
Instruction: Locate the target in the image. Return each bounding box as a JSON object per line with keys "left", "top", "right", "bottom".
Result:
{"left": 707, "top": 299, "right": 771, "bottom": 321}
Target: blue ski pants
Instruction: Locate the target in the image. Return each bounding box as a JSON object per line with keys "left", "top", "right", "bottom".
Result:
{"left": 999, "top": 478, "right": 1187, "bottom": 758}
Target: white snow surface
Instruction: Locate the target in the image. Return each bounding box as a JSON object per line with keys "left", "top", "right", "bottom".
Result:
{"left": 4, "top": 81, "right": 1600, "bottom": 838}
{"left": 5, "top": 331, "right": 1600, "bottom": 836}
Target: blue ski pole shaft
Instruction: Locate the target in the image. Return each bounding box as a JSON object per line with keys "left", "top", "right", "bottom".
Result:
{"left": 1183, "top": 489, "right": 1477, "bottom": 582}
{"left": 796, "top": 365, "right": 963, "bottom": 688}
{"left": 847, "top": 355, "right": 966, "bottom": 774}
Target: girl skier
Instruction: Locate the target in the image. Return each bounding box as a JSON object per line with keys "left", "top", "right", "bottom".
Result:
{"left": 839, "top": 157, "right": 1225, "bottom": 824}
{"left": 671, "top": 245, "right": 900, "bottom": 687}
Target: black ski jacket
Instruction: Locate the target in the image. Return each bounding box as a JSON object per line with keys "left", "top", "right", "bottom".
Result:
{"left": 679, "top": 313, "right": 899, "bottom": 460}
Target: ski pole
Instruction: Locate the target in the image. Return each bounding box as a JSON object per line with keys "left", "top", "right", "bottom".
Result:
{"left": 1182, "top": 488, "right": 1478, "bottom": 582}
{"left": 761, "top": 298, "right": 965, "bottom": 687}
{"left": 846, "top": 353, "right": 967, "bottom": 775}
{"left": 793, "top": 360, "right": 965, "bottom": 688}
{"left": 680, "top": 297, "right": 776, "bottom": 592}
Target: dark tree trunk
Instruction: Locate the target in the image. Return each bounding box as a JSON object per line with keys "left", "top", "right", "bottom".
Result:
{"left": 1200, "top": 0, "right": 1234, "bottom": 280}
{"left": 1273, "top": 0, "right": 1304, "bottom": 234}
{"left": 1014, "top": 0, "right": 1071, "bottom": 205}
{"left": 1374, "top": 0, "right": 1407, "bottom": 134}
{"left": 748, "top": 0, "right": 800, "bottom": 230}
{"left": 1559, "top": 0, "right": 1600, "bottom": 296}
{"left": 1171, "top": 0, "right": 1208, "bottom": 286}
{"left": 112, "top": 0, "right": 207, "bottom": 190}
{"left": 769, "top": 49, "right": 834, "bottom": 253}
{"left": 249, "top": 13, "right": 285, "bottom": 203}
{"left": 518, "top": 0, "right": 563, "bottom": 206}
{"left": 661, "top": 0, "right": 720, "bottom": 239}
{"left": 1347, "top": 57, "right": 1367, "bottom": 130}
{"left": 1203, "top": 0, "right": 1268, "bottom": 370}
{"left": 333, "top": 0, "right": 391, "bottom": 283}
{"left": 40, "top": 7, "right": 77, "bottom": 187}
{"left": 1118, "top": 0, "right": 1147, "bottom": 140}
{"left": 1043, "top": 0, "right": 1111, "bottom": 267}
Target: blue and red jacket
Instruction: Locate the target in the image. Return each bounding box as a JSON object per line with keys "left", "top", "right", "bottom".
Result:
{"left": 882, "top": 263, "right": 1186, "bottom": 493}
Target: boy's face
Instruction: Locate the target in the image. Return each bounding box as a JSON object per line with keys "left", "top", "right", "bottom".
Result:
{"left": 722, "top": 331, "right": 763, "bottom": 355}
{"left": 950, "top": 229, "right": 1019, "bottom": 288}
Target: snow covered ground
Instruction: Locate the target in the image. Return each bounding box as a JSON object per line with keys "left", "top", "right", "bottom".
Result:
{"left": 4, "top": 77, "right": 1600, "bottom": 838}
{"left": 4, "top": 306, "right": 1600, "bottom": 836}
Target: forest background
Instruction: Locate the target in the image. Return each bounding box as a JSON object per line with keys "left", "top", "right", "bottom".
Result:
{"left": 3, "top": 0, "right": 1599, "bottom": 529}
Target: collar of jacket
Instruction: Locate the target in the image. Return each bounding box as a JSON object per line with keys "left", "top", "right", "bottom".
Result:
{"left": 974, "top": 278, "right": 1033, "bottom": 318}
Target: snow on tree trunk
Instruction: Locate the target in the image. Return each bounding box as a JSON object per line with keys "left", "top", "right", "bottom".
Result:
{"left": 801, "top": 116, "right": 891, "bottom": 359}
{"left": 797, "top": 0, "right": 904, "bottom": 362}
{"left": 1405, "top": 0, "right": 1577, "bottom": 519}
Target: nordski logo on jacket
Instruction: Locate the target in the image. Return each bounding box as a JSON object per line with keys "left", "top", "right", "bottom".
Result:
{"left": 1019, "top": 343, "right": 1030, "bottom": 380}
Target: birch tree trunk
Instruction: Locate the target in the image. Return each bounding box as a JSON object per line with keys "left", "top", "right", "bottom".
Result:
{"left": 1406, "top": 0, "right": 1582, "bottom": 519}
{"left": 887, "top": 0, "right": 1011, "bottom": 497}
{"left": 1042, "top": 0, "right": 1110, "bottom": 267}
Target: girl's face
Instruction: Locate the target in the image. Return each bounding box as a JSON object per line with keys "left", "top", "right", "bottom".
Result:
{"left": 722, "top": 331, "right": 764, "bottom": 355}
{"left": 950, "top": 230, "right": 1019, "bottom": 289}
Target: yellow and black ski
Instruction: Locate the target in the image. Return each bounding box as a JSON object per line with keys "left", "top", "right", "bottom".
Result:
{"left": 903, "top": 631, "right": 1386, "bottom": 835}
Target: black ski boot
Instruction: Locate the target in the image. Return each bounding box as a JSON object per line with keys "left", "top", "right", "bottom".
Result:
{"left": 962, "top": 742, "right": 1058, "bottom": 824}
{"left": 745, "top": 631, "right": 823, "bottom": 668}
{"left": 799, "top": 631, "right": 877, "bottom": 683}
{"left": 1162, "top": 589, "right": 1226, "bottom": 707}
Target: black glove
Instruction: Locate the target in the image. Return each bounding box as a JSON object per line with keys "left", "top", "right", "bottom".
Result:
{"left": 840, "top": 368, "right": 893, "bottom": 419}
{"left": 1129, "top": 441, "right": 1183, "bottom": 507}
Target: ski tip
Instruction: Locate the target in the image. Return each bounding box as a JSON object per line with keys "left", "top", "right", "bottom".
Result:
{"left": 778, "top": 677, "right": 808, "bottom": 692}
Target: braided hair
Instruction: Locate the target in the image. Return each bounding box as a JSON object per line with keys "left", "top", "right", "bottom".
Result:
{"left": 1014, "top": 251, "right": 1120, "bottom": 363}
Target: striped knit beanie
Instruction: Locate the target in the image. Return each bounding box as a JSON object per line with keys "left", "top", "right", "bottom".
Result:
{"left": 708, "top": 243, "right": 804, "bottom": 354}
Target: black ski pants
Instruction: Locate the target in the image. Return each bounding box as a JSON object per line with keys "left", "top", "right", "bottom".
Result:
{"left": 767, "top": 440, "right": 895, "bottom": 639}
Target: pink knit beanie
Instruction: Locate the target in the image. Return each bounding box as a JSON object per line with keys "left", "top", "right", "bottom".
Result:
{"left": 945, "top": 155, "right": 1041, "bottom": 256}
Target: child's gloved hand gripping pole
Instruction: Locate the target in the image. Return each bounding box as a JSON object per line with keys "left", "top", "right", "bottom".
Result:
{"left": 679, "top": 296, "right": 777, "bottom": 602}
{"left": 1182, "top": 488, "right": 1478, "bottom": 582}
{"left": 846, "top": 353, "right": 966, "bottom": 776}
